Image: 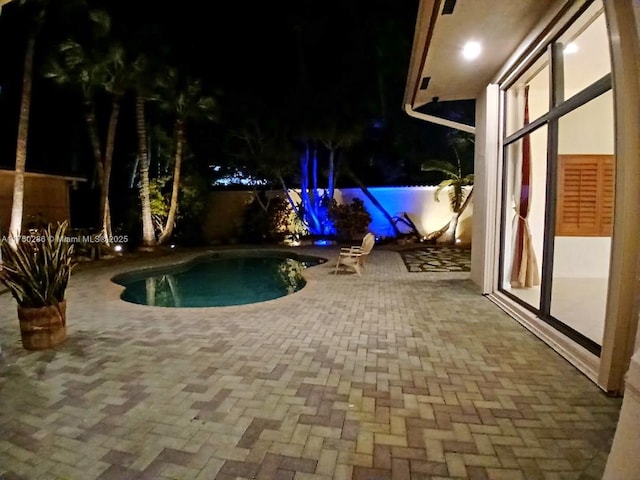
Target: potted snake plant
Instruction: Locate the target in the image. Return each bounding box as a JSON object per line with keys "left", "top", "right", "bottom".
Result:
{"left": 0, "top": 221, "right": 75, "bottom": 350}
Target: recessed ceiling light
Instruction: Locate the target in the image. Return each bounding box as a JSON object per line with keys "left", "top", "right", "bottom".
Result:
{"left": 564, "top": 42, "right": 578, "bottom": 54}
{"left": 462, "top": 41, "right": 481, "bottom": 60}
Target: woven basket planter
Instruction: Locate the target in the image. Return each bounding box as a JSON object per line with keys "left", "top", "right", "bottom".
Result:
{"left": 17, "top": 300, "right": 67, "bottom": 351}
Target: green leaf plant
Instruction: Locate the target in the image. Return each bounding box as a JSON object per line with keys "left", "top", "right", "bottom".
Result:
{"left": 1, "top": 222, "right": 75, "bottom": 308}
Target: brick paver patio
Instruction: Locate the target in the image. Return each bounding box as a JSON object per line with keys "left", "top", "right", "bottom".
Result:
{"left": 0, "top": 246, "right": 621, "bottom": 479}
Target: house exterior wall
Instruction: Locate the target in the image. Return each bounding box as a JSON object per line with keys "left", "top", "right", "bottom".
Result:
{"left": 466, "top": 1, "right": 640, "bottom": 476}
{"left": 602, "top": 0, "right": 640, "bottom": 477}
{"left": 469, "top": 0, "right": 639, "bottom": 389}
{"left": 405, "top": 0, "right": 640, "bottom": 475}
{"left": 0, "top": 171, "right": 72, "bottom": 233}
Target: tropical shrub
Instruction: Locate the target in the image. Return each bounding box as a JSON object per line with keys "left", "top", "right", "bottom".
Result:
{"left": 0, "top": 222, "right": 75, "bottom": 308}
{"left": 329, "top": 198, "right": 372, "bottom": 241}
{"left": 239, "top": 194, "right": 293, "bottom": 243}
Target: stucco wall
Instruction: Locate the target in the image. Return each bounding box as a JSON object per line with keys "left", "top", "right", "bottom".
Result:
{"left": 338, "top": 186, "right": 472, "bottom": 243}
{"left": 203, "top": 186, "right": 473, "bottom": 243}
{"left": 201, "top": 190, "right": 255, "bottom": 243}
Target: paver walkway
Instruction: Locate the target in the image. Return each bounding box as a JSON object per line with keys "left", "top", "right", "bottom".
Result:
{"left": 0, "top": 246, "right": 621, "bottom": 479}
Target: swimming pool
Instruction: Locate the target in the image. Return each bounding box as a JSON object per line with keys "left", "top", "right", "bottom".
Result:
{"left": 112, "top": 251, "right": 326, "bottom": 307}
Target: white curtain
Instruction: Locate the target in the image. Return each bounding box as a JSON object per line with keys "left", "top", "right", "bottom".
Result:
{"left": 510, "top": 85, "right": 540, "bottom": 288}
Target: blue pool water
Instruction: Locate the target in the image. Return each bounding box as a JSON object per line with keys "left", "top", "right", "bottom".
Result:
{"left": 113, "top": 251, "right": 326, "bottom": 307}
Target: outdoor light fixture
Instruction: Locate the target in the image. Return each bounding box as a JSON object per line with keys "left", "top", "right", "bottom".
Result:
{"left": 462, "top": 41, "right": 481, "bottom": 60}
{"left": 114, "top": 244, "right": 123, "bottom": 253}
{"left": 563, "top": 42, "right": 578, "bottom": 54}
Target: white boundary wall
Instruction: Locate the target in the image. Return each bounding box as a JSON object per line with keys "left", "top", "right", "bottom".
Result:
{"left": 203, "top": 186, "right": 472, "bottom": 243}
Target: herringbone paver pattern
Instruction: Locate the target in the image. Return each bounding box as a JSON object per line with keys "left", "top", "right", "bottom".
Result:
{"left": 0, "top": 247, "right": 621, "bottom": 479}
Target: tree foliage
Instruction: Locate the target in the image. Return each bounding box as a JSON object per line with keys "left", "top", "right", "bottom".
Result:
{"left": 421, "top": 131, "right": 475, "bottom": 243}
{"left": 0, "top": 0, "right": 472, "bottom": 247}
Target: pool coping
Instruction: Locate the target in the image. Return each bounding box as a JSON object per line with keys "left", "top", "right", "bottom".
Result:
{"left": 66, "top": 246, "right": 335, "bottom": 313}
{"left": 109, "top": 248, "right": 330, "bottom": 309}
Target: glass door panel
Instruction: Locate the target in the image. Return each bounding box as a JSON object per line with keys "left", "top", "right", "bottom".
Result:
{"left": 551, "top": 91, "right": 614, "bottom": 346}
{"left": 558, "top": 1, "right": 610, "bottom": 99}
{"left": 501, "top": 126, "right": 548, "bottom": 310}
{"left": 505, "top": 54, "right": 549, "bottom": 136}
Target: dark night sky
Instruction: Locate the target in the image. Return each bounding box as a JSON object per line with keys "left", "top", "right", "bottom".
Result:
{"left": 0, "top": 0, "right": 475, "bottom": 194}
{"left": 0, "top": 0, "right": 479, "bottom": 235}
{"left": 86, "top": 0, "right": 421, "bottom": 107}
{"left": 0, "top": 0, "right": 422, "bottom": 174}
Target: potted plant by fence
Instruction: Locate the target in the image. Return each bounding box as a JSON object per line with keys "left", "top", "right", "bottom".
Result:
{"left": 0, "top": 221, "right": 75, "bottom": 350}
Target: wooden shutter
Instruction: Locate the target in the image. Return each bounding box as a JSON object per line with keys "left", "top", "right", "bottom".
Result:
{"left": 556, "top": 155, "right": 614, "bottom": 236}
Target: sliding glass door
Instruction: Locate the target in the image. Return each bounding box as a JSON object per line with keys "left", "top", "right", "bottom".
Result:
{"left": 499, "top": 0, "right": 612, "bottom": 354}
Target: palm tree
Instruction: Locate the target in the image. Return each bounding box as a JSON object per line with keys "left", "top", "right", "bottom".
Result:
{"left": 343, "top": 165, "right": 402, "bottom": 238}
{"left": 99, "top": 45, "right": 128, "bottom": 242}
{"left": 421, "top": 133, "right": 475, "bottom": 244}
{"left": 317, "top": 123, "right": 361, "bottom": 203}
{"left": 156, "top": 72, "right": 218, "bottom": 244}
{"left": 7, "top": 0, "right": 47, "bottom": 250}
{"left": 44, "top": 9, "right": 125, "bottom": 242}
{"left": 135, "top": 92, "right": 156, "bottom": 248}
{"left": 336, "top": 121, "right": 402, "bottom": 239}
{"left": 128, "top": 56, "right": 158, "bottom": 248}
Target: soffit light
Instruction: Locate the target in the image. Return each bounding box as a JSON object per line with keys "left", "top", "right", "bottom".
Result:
{"left": 462, "top": 41, "right": 481, "bottom": 60}
{"left": 564, "top": 42, "right": 578, "bottom": 54}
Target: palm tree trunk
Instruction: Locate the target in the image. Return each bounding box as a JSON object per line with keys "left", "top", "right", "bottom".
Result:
{"left": 99, "top": 93, "right": 122, "bottom": 243}
{"left": 135, "top": 95, "right": 156, "bottom": 248}
{"left": 346, "top": 169, "right": 400, "bottom": 237}
{"left": 83, "top": 100, "right": 103, "bottom": 190}
{"left": 438, "top": 217, "right": 458, "bottom": 244}
{"left": 299, "top": 145, "right": 309, "bottom": 215}
{"left": 394, "top": 212, "right": 423, "bottom": 241}
{"left": 158, "top": 120, "right": 184, "bottom": 245}
{"left": 8, "top": 31, "right": 37, "bottom": 250}
{"left": 327, "top": 148, "right": 336, "bottom": 200}
{"left": 312, "top": 145, "right": 318, "bottom": 208}
{"left": 448, "top": 187, "right": 473, "bottom": 241}
{"left": 278, "top": 176, "right": 304, "bottom": 226}
{"left": 425, "top": 221, "right": 451, "bottom": 242}
{"left": 429, "top": 187, "right": 473, "bottom": 244}
{"left": 300, "top": 144, "right": 320, "bottom": 233}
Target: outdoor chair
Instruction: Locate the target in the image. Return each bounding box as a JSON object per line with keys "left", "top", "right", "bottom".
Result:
{"left": 334, "top": 232, "right": 376, "bottom": 276}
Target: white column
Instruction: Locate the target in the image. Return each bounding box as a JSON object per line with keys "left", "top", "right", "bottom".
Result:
{"left": 470, "top": 83, "right": 500, "bottom": 293}
{"left": 602, "top": 0, "right": 640, "bottom": 476}
{"left": 603, "top": 355, "right": 640, "bottom": 478}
